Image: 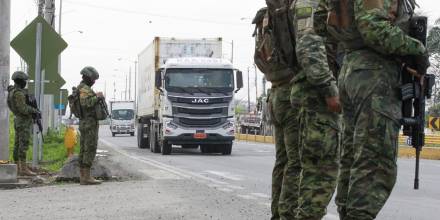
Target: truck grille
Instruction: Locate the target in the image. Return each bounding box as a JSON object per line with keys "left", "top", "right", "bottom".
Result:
{"left": 175, "top": 107, "right": 226, "bottom": 115}
{"left": 168, "top": 96, "right": 232, "bottom": 104}
{"left": 178, "top": 118, "right": 223, "bottom": 127}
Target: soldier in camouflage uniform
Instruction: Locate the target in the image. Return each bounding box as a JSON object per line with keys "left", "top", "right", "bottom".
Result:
{"left": 77, "top": 66, "right": 104, "bottom": 185}
{"left": 7, "top": 71, "right": 39, "bottom": 176}
{"left": 318, "top": 0, "right": 430, "bottom": 219}
{"left": 269, "top": 80, "right": 301, "bottom": 220}
{"left": 289, "top": 0, "right": 342, "bottom": 219}
{"left": 252, "top": 7, "right": 302, "bottom": 219}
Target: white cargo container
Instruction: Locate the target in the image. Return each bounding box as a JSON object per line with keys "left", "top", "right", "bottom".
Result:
{"left": 136, "top": 37, "right": 243, "bottom": 155}
{"left": 109, "top": 101, "right": 135, "bottom": 137}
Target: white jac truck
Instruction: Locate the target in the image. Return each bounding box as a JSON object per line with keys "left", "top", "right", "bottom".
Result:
{"left": 136, "top": 37, "right": 243, "bottom": 155}
{"left": 110, "top": 101, "right": 135, "bottom": 137}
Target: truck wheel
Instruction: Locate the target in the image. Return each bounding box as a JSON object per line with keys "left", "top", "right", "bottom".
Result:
{"left": 137, "top": 123, "right": 149, "bottom": 149}
{"left": 130, "top": 132, "right": 135, "bottom": 136}
{"left": 112, "top": 132, "right": 116, "bottom": 137}
{"left": 161, "top": 141, "right": 172, "bottom": 155}
{"left": 150, "top": 125, "right": 161, "bottom": 153}
{"left": 222, "top": 144, "right": 232, "bottom": 155}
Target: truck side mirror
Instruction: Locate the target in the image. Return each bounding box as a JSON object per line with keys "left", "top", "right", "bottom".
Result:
{"left": 155, "top": 70, "right": 162, "bottom": 89}
{"left": 235, "top": 70, "right": 243, "bottom": 93}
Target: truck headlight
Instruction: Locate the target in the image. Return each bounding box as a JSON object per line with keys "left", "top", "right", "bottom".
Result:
{"left": 166, "top": 121, "right": 178, "bottom": 129}
{"left": 222, "top": 122, "right": 234, "bottom": 129}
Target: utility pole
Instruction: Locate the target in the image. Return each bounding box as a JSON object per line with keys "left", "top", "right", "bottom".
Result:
{"left": 38, "top": 0, "right": 45, "bottom": 16}
{"left": 125, "top": 74, "right": 128, "bottom": 101}
{"left": 262, "top": 76, "right": 267, "bottom": 96}
{"left": 129, "top": 67, "right": 132, "bottom": 100}
{"left": 247, "top": 67, "right": 250, "bottom": 113}
{"left": 231, "top": 40, "right": 234, "bottom": 64}
{"left": 0, "top": 0, "right": 11, "bottom": 162}
{"left": 134, "top": 60, "right": 137, "bottom": 106}
{"left": 254, "top": 64, "right": 258, "bottom": 105}
{"left": 44, "top": 0, "right": 55, "bottom": 26}
{"left": 113, "top": 81, "right": 116, "bottom": 101}
{"left": 0, "top": 0, "right": 17, "bottom": 183}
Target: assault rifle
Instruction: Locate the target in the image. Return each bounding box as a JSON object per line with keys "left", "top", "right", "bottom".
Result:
{"left": 26, "top": 94, "right": 44, "bottom": 143}
{"left": 400, "top": 16, "right": 435, "bottom": 190}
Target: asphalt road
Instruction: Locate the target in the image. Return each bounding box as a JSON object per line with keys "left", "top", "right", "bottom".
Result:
{"left": 99, "top": 126, "right": 440, "bottom": 220}
{"left": 1, "top": 125, "right": 439, "bottom": 220}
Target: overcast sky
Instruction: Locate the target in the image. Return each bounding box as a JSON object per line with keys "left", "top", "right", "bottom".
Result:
{"left": 9, "top": 0, "right": 440, "bottom": 102}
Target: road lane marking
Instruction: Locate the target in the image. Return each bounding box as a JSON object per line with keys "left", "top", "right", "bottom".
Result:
{"left": 260, "top": 202, "right": 271, "bottom": 208}
{"left": 100, "top": 138, "right": 274, "bottom": 209}
{"left": 100, "top": 139, "right": 191, "bottom": 179}
{"left": 323, "top": 213, "right": 339, "bottom": 220}
{"left": 100, "top": 139, "right": 229, "bottom": 185}
{"left": 254, "top": 150, "right": 272, "bottom": 153}
{"left": 217, "top": 188, "right": 234, "bottom": 193}
{"left": 205, "top": 170, "right": 243, "bottom": 181}
{"left": 139, "top": 169, "right": 182, "bottom": 180}
{"left": 237, "top": 194, "right": 258, "bottom": 200}
{"left": 226, "top": 185, "right": 245, "bottom": 190}
{"left": 250, "top": 193, "right": 270, "bottom": 199}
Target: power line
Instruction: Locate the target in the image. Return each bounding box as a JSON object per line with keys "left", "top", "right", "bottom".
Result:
{"left": 63, "top": 0, "right": 250, "bottom": 26}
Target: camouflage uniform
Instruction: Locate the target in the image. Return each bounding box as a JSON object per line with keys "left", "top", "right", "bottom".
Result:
{"left": 77, "top": 82, "right": 99, "bottom": 168}
{"left": 319, "top": 0, "right": 427, "bottom": 219}
{"left": 269, "top": 81, "right": 301, "bottom": 220}
{"left": 290, "top": 0, "right": 341, "bottom": 219}
{"left": 7, "top": 85, "right": 39, "bottom": 162}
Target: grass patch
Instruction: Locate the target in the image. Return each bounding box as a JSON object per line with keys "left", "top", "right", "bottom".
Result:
{"left": 9, "top": 114, "right": 79, "bottom": 172}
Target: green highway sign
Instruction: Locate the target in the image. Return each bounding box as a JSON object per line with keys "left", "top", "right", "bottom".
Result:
{"left": 10, "top": 16, "right": 68, "bottom": 76}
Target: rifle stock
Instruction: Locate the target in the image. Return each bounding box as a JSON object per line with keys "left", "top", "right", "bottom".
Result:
{"left": 399, "top": 16, "right": 435, "bottom": 189}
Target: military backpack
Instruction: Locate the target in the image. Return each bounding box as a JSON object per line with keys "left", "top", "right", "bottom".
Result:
{"left": 253, "top": 0, "right": 299, "bottom": 83}
{"left": 68, "top": 87, "right": 83, "bottom": 119}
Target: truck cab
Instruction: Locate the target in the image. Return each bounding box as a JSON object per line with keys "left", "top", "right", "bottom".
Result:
{"left": 138, "top": 57, "right": 243, "bottom": 155}
{"left": 110, "top": 101, "right": 135, "bottom": 137}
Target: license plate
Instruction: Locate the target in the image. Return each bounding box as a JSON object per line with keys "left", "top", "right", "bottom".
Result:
{"left": 194, "top": 133, "right": 207, "bottom": 139}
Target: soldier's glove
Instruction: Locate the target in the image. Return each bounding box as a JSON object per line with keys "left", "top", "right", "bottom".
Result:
{"left": 415, "top": 52, "right": 430, "bottom": 75}
{"left": 326, "top": 96, "right": 342, "bottom": 113}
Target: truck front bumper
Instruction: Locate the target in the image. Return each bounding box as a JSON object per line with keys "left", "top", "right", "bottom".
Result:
{"left": 165, "top": 134, "right": 234, "bottom": 145}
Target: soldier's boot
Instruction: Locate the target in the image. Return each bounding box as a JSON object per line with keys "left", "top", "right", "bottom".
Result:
{"left": 80, "top": 168, "right": 102, "bottom": 185}
{"left": 19, "top": 161, "right": 37, "bottom": 176}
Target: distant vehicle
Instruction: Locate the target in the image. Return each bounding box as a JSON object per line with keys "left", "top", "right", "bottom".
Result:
{"left": 238, "top": 113, "right": 263, "bottom": 135}
{"left": 136, "top": 37, "right": 243, "bottom": 155}
{"left": 110, "top": 101, "right": 135, "bottom": 137}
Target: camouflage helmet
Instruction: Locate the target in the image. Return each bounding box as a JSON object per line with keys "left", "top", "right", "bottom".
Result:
{"left": 80, "top": 66, "right": 99, "bottom": 80}
{"left": 11, "top": 71, "right": 29, "bottom": 80}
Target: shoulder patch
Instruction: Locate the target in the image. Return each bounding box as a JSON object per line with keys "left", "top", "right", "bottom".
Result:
{"left": 79, "top": 88, "right": 91, "bottom": 98}
{"left": 363, "top": 0, "right": 384, "bottom": 10}
{"left": 296, "top": 7, "right": 313, "bottom": 19}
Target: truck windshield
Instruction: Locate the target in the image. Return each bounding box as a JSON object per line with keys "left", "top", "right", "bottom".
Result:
{"left": 165, "top": 68, "right": 234, "bottom": 93}
{"left": 112, "top": 109, "right": 134, "bottom": 120}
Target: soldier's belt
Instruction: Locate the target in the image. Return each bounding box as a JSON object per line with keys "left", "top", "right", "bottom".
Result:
{"left": 271, "top": 74, "right": 294, "bottom": 88}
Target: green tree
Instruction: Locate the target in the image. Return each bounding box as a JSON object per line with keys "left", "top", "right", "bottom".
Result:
{"left": 427, "top": 18, "right": 440, "bottom": 106}
{"left": 428, "top": 104, "right": 440, "bottom": 117}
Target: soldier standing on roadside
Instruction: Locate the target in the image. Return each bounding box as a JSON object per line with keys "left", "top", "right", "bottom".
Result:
{"left": 77, "top": 66, "right": 104, "bottom": 185}
{"left": 287, "top": 0, "right": 342, "bottom": 219}
{"left": 319, "top": 0, "right": 430, "bottom": 219}
{"left": 7, "top": 71, "right": 39, "bottom": 176}
{"left": 253, "top": 7, "right": 302, "bottom": 219}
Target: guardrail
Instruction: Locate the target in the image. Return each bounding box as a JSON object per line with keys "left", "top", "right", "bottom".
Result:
{"left": 236, "top": 133, "right": 440, "bottom": 145}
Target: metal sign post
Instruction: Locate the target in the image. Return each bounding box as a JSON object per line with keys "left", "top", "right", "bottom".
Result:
{"left": 32, "top": 22, "right": 43, "bottom": 168}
